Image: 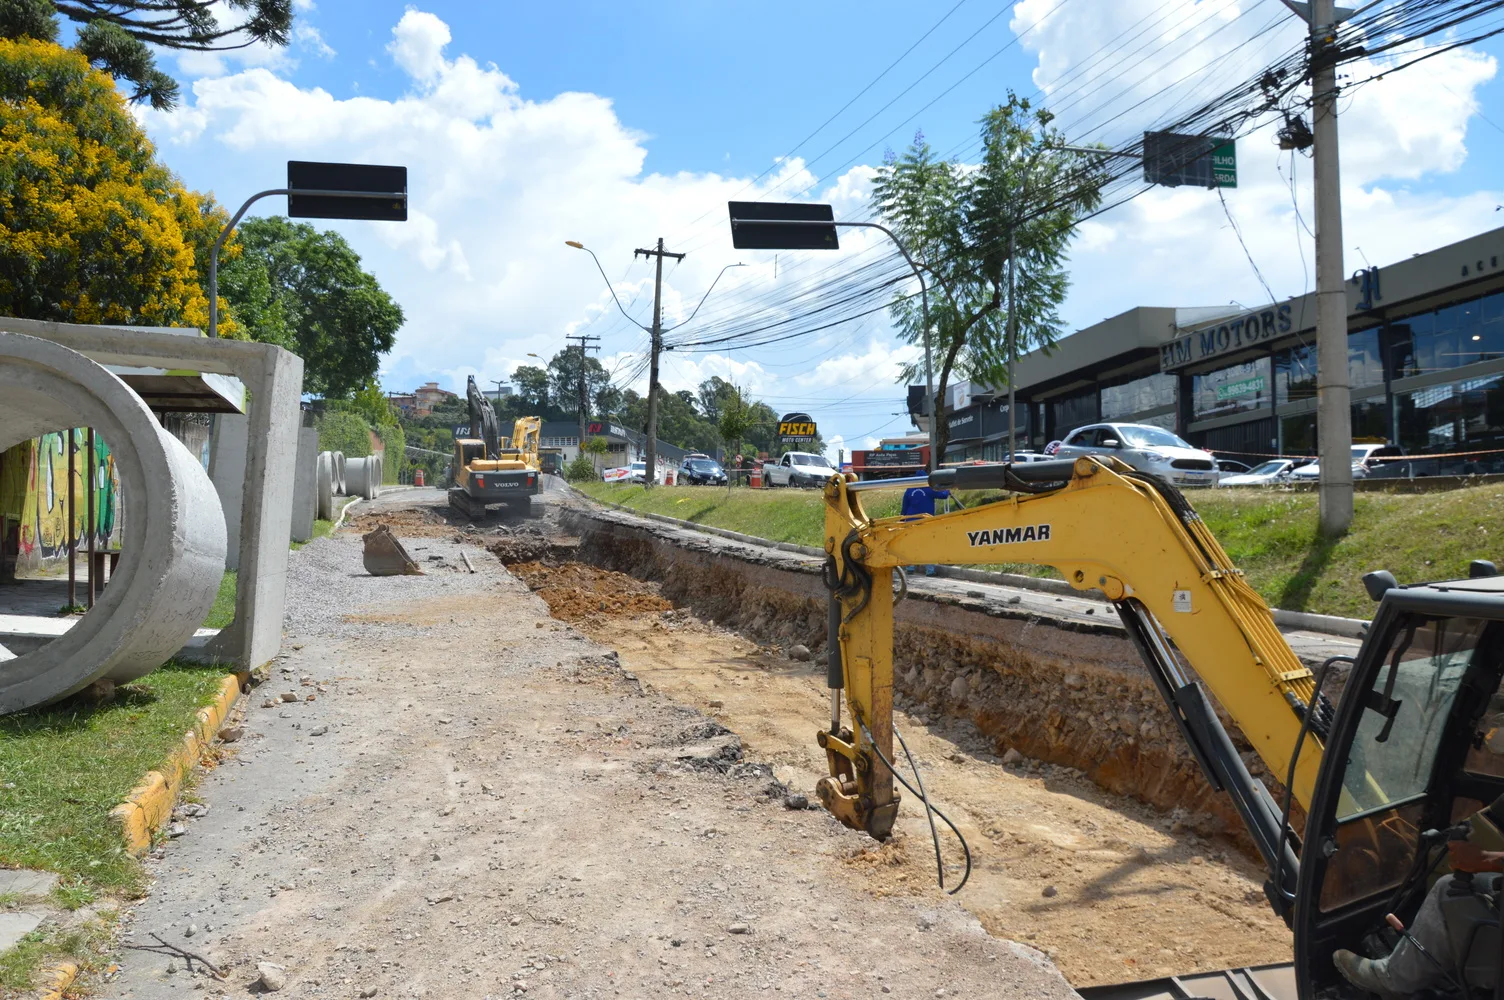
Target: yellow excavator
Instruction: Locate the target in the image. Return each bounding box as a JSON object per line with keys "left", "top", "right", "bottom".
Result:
{"left": 819, "top": 455, "right": 1504, "bottom": 1000}
{"left": 449, "top": 376, "right": 542, "bottom": 519}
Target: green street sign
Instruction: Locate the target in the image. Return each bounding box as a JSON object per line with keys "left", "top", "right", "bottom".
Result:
{"left": 1212, "top": 141, "right": 1236, "bottom": 188}
{"left": 1215, "top": 374, "right": 1263, "bottom": 401}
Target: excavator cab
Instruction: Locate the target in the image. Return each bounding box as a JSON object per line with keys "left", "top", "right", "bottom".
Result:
{"left": 1295, "top": 566, "right": 1504, "bottom": 999}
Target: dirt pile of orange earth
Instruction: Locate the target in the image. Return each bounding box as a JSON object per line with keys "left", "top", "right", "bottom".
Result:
{"left": 342, "top": 506, "right": 458, "bottom": 537}
{"left": 510, "top": 561, "right": 673, "bottom": 622}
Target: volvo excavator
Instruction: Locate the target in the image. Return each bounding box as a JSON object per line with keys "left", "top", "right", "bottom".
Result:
{"left": 818, "top": 455, "right": 1504, "bottom": 1000}
{"left": 449, "top": 376, "right": 542, "bottom": 519}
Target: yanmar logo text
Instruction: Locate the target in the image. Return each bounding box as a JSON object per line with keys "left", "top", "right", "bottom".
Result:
{"left": 966, "top": 524, "right": 1051, "bottom": 547}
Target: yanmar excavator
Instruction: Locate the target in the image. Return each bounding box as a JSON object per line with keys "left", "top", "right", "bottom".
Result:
{"left": 449, "top": 376, "right": 542, "bottom": 519}
{"left": 818, "top": 455, "right": 1504, "bottom": 1000}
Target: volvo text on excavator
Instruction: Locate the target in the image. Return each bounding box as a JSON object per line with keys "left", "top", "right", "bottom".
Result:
{"left": 449, "top": 375, "right": 542, "bottom": 519}
{"left": 818, "top": 455, "right": 1504, "bottom": 1000}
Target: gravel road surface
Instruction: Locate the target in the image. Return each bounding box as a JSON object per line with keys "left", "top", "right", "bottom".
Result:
{"left": 103, "top": 531, "right": 1075, "bottom": 999}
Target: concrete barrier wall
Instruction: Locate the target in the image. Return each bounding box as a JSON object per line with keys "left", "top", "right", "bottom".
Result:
{"left": 290, "top": 426, "right": 318, "bottom": 543}
{"left": 0, "top": 333, "right": 226, "bottom": 712}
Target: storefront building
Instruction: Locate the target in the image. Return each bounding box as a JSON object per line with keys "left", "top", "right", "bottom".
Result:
{"left": 921, "top": 226, "right": 1504, "bottom": 475}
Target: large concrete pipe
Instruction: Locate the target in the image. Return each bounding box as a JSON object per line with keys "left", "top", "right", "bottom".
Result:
{"left": 316, "top": 451, "right": 334, "bottom": 521}
{"left": 0, "top": 333, "right": 227, "bottom": 713}
{"left": 333, "top": 451, "right": 347, "bottom": 497}
{"left": 345, "top": 456, "right": 381, "bottom": 500}
{"left": 372, "top": 455, "right": 383, "bottom": 499}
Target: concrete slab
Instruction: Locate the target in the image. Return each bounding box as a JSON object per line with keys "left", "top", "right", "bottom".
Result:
{"left": 0, "top": 870, "right": 58, "bottom": 898}
{"left": 0, "top": 911, "right": 45, "bottom": 953}
{"left": 289, "top": 426, "right": 318, "bottom": 543}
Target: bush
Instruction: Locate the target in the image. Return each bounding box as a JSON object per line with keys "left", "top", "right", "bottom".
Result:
{"left": 563, "top": 455, "right": 598, "bottom": 482}
{"left": 315, "top": 410, "right": 372, "bottom": 457}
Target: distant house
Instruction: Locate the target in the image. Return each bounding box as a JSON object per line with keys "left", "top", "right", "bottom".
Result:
{"left": 414, "top": 382, "right": 457, "bottom": 416}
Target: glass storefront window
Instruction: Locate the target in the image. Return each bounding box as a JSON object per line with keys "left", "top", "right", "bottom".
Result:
{"left": 1390, "top": 293, "right": 1504, "bottom": 378}
{"left": 1395, "top": 373, "right": 1504, "bottom": 474}
{"left": 1353, "top": 397, "right": 1389, "bottom": 443}
{"left": 1100, "top": 372, "right": 1176, "bottom": 421}
{"left": 1049, "top": 390, "right": 1097, "bottom": 439}
{"left": 1277, "top": 343, "right": 1317, "bottom": 403}
{"left": 1192, "top": 359, "right": 1270, "bottom": 419}
{"left": 1349, "top": 327, "right": 1383, "bottom": 389}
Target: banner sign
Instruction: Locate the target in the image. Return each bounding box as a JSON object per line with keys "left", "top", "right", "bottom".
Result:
{"left": 777, "top": 412, "right": 817, "bottom": 442}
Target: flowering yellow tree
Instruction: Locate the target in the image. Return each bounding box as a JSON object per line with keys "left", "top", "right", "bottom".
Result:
{"left": 0, "top": 36, "right": 238, "bottom": 331}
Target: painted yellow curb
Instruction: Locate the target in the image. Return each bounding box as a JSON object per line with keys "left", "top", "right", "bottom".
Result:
{"left": 37, "top": 958, "right": 78, "bottom": 999}
{"left": 109, "top": 674, "right": 244, "bottom": 856}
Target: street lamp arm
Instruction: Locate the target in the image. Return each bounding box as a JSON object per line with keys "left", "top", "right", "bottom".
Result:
{"left": 661, "top": 263, "right": 747, "bottom": 332}
{"left": 568, "top": 242, "right": 650, "bottom": 332}
{"left": 209, "top": 187, "right": 291, "bottom": 339}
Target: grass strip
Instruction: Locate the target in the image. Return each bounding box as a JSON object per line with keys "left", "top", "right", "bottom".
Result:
{"left": 0, "top": 661, "right": 230, "bottom": 894}
{"left": 578, "top": 481, "right": 1504, "bottom": 619}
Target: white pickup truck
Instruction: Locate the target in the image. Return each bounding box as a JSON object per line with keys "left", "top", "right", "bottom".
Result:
{"left": 763, "top": 451, "right": 837, "bottom": 488}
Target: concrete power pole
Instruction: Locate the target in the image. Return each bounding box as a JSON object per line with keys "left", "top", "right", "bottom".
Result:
{"left": 565, "top": 333, "right": 600, "bottom": 454}
{"left": 634, "top": 238, "right": 685, "bottom": 488}
{"left": 1308, "top": 0, "right": 1353, "bottom": 535}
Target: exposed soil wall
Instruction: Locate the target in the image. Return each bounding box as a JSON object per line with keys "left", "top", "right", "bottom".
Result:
{"left": 558, "top": 506, "right": 1276, "bottom": 844}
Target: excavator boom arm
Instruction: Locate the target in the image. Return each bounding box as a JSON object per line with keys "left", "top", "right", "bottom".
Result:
{"left": 821, "top": 457, "right": 1316, "bottom": 906}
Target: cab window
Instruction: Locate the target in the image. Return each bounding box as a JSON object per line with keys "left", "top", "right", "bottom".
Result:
{"left": 1337, "top": 615, "right": 1488, "bottom": 820}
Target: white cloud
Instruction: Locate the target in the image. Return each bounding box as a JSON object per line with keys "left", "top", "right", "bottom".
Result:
{"left": 386, "top": 9, "right": 452, "bottom": 83}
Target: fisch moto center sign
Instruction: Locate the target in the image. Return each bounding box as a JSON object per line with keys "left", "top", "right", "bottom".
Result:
{"left": 778, "top": 412, "right": 817, "bottom": 442}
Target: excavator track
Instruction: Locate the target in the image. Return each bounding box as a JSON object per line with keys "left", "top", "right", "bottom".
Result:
{"left": 448, "top": 487, "right": 485, "bottom": 521}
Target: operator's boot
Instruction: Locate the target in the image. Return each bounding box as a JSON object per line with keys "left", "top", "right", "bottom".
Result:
{"left": 1333, "top": 950, "right": 1403, "bottom": 999}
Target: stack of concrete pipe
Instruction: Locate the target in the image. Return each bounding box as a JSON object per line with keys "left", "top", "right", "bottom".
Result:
{"left": 0, "top": 333, "right": 227, "bottom": 714}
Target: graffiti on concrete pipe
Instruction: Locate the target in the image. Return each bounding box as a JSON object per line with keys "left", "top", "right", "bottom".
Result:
{"left": 0, "top": 429, "right": 121, "bottom": 571}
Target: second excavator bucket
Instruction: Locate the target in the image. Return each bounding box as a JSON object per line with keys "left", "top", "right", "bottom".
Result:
{"left": 362, "top": 524, "right": 424, "bottom": 576}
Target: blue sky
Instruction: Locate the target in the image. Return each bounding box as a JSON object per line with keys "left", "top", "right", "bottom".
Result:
{"left": 138, "top": 1, "right": 1504, "bottom": 457}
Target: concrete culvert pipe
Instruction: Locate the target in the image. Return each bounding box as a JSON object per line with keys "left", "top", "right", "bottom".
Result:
{"left": 0, "top": 333, "right": 227, "bottom": 713}
{"left": 316, "top": 451, "right": 334, "bottom": 521}
{"left": 333, "top": 451, "right": 347, "bottom": 497}
{"left": 345, "top": 456, "right": 381, "bottom": 500}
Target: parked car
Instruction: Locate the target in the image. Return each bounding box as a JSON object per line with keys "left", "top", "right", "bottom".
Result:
{"left": 764, "top": 451, "right": 838, "bottom": 487}
{"left": 1215, "top": 459, "right": 1252, "bottom": 476}
{"left": 603, "top": 461, "right": 661, "bottom": 484}
{"left": 678, "top": 456, "right": 727, "bottom": 485}
{"left": 1054, "top": 423, "right": 1219, "bottom": 487}
{"left": 1217, "top": 458, "right": 1305, "bottom": 487}
{"left": 1288, "top": 444, "right": 1402, "bottom": 481}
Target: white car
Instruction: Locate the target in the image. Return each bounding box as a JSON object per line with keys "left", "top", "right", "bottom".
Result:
{"left": 1055, "top": 423, "right": 1219, "bottom": 487}
{"left": 1288, "top": 444, "right": 1402, "bottom": 481}
{"left": 603, "top": 461, "right": 661, "bottom": 484}
{"left": 764, "top": 451, "right": 838, "bottom": 488}
{"left": 1217, "top": 459, "right": 1305, "bottom": 487}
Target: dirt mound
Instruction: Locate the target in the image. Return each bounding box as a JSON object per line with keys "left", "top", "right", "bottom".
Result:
{"left": 511, "top": 561, "right": 672, "bottom": 623}
{"left": 487, "top": 534, "right": 551, "bottom": 565}
{"left": 343, "top": 506, "right": 459, "bottom": 537}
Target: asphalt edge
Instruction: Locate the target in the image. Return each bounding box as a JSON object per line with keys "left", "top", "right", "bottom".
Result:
{"left": 108, "top": 673, "right": 245, "bottom": 856}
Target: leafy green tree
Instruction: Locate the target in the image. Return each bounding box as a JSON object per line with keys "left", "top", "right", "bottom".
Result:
{"left": 716, "top": 385, "right": 752, "bottom": 491}
{"left": 581, "top": 435, "right": 609, "bottom": 471}
{"left": 546, "top": 349, "right": 610, "bottom": 421}
{"left": 510, "top": 365, "right": 551, "bottom": 410}
{"left": 873, "top": 98, "right": 1104, "bottom": 458}
{"left": 0, "top": 0, "right": 294, "bottom": 109}
{"left": 0, "top": 35, "right": 231, "bottom": 325}
{"left": 218, "top": 216, "right": 404, "bottom": 399}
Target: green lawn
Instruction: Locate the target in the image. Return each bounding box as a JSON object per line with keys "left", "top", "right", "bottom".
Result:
{"left": 578, "top": 481, "right": 1504, "bottom": 619}
{"left": 0, "top": 661, "right": 229, "bottom": 894}
{"left": 202, "top": 570, "right": 236, "bottom": 630}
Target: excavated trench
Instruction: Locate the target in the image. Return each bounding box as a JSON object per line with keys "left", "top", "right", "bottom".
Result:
{"left": 553, "top": 505, "right": 1281, "bottom": 847}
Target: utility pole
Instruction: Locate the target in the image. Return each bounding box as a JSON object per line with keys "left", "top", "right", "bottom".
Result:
{"left": 1300, "top": 0, "right": 1353, "bottom": 535}
{"left": 1007, "top": 226, "right": 1018, "bottom": 462}
{"left": 634, "top": 238, "right": 685, "bottom": 488}
{"left": 565, "top": 333, "right": 600, "bottom": 454}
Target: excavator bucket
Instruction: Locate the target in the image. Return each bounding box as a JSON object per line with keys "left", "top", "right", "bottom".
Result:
{"left": 362, "top": 524, "right": 424, "bottom": 576}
